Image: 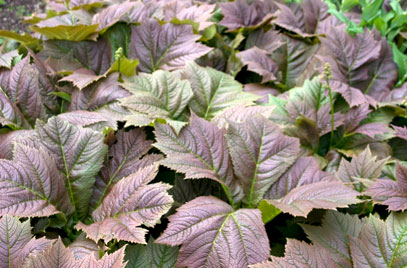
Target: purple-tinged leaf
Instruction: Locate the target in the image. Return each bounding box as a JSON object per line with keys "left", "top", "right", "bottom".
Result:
{"left": 92, "top": 2, "right": 137, "bottom": 33}
{"left": 213, "top": 105, "right": 275, "bottom": 129}
{"left": 352, "top": 122, "right": 390, "bottom": 139}
{"left": 368, "top": 163, "right": 407, "bottom": 211}
{"left": 25, "top": 117, "right": 107, "bottom": 218}
{"left": 336, "top": 146, "right": 387, "bottom": 191}
{"left": 343, "top": 104, "right": 371, "bottom": 133}
{"left": 59, "top": 68, "right": 104, "bottom": 90}
{"left": 393, "top": 125, "right": 407, "bottom": 140}
{"left": 245, "top": 29, "right": 283, "bottom": 53}
{"left": 69, "top": 233, "right": 99, "bottom": 261}
{"left": 69, "top": 0, "right": 105, "bottom": 10}
{"left": 301, "top": 211, "right": 363, "bottom": 267}
{"left": 78, "top": 246, "right": 127, "bottom": 268}
{"left": 265, "top": 156, "right": 336, "bottom": 199}
{"left": 57, "top": 110, "right": 116, "bottom": 131}
{"left": 69, "top": 73, "right": 130, "bottom": 129}
{"left": 270, "top": 36, "right": 318, "bottom": 89}
{"left": 17, "top": 237, "right": 53, "bottom": 268}
{"left": 154, "top": 113, "right": 243, "bottom": 203}
{"left": 120, "top": 70, "right": 193, "bottom": 132}
{"left": 243, "top": 84, "right": 279, "bottom": 104}
{"left": 219, "top": 0, "right": 276, "bottom": 30}
{"left": 266, "top": 181, "right": 361, "bottom": 217}
{"left": 184, "top": 62, "right": 258, "bottom": 120}
{"left": 349, "top": 213, "right": 407, "bottom": 267}
{"left": 274, "top": 0, "right": 329, "bottom": 36}
{"left": 129, "top": 19, "right": 211, "bottom": 72}
{"left": 77, "top": 164, "right": 173, "bottom": 244}
{"left": 237, "top": 47, "right": 278, "bottom": 83}
{"left": 156, "top": 196, "right": 270, "bottom": 268}
{"left": 165, "top": 1, "right": 215, "bottom": 31}
{"left": 0, "top": 130, "right": 32, "bottom": 159}
{"left": 91, "top": 128, "right": 163, "bottom": 210}
{"left": 40, "top": 38, "right": 112, "bottom": 75}
{"left": 0, "top": 215, "right": 31, "bottom": 268}
{"left": 124, "top": 1, "right": 163, "bottom": 23}
{"left": 227, "top": 115, "right": 300, "bottom": 206}
{"left": 250, "top": 240, "right": 338, "bottom": 268}
{"left": 0, "top": 144, "right": 73, "bottom": 217}
{"left": 25, "top": 238, "right": 77, "bottom": 268}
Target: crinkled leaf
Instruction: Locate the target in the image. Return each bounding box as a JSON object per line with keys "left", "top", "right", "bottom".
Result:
{"left": 265, "top": 156, "right": 336, "bottom": 199}
{"left": 154, "top": 113, "right": 243, "bottom": 203}
{"left": 91, "top": 128, "right": 163, "bottom": 210}
{"left": 129, "top": 19, "right": 211, "bottom": 72}
{"left": 227, "top": 115, "right": 300, "bottom": 206}
{"left": 24, "top": 117, "right": 107, "bottom": 218}
{"left": 57, "top": 110, "right": 116, "bottom": 131}
{"left": 185, "top": 62, "right": 258, "bottom": 120}
{"left": 301, "top": 211, "right": 363, "bottom": 267}
{"left": 0, "top": 50, "right": 19, "bottom": 69}
{"left": 0, "top": 143, "right": 73, "bottom": 217}
{"left": 156, "top": 196, "right": 270, "bottom": 268}
{"left": 266, "top": 181, "right": 361, "bottom": 217}
{"left": 77, "top": 164, "right": 173, "bottom": 244}
{"left": 251, "top": 240, "right": 338, "bottom": 268}
{"left": 368, "top": 162, "right": 407, "bottom": 211}
{"left": 213, "top": 105, "right": 275, "bottom": 129}
{"left": 336, "top": 146, "right": 388, "bottom": 191}
{"left": 237, "top": 47, "right": 278, "bottom": 83}
{"left": 349, "top": 212, "right": 407, "bottom": 267}
{"left": 59, "top": 68, "right": 105, "bottom": 90}
{"left": 125, "top": 237, "right": 178, "bottom": 268}
{"left": 78, "top": 247, "right": 127, "bottom": 268}
{"left": 92, "top": 2, "right": 136, "bottom": 33}
{"left": 69, "top": 233, "right": 99, "bottom": 260}
{"left": 219, "top": 0, "right": 276, "bottom": 30}
{"left": 120, "top": 70, "right": 193, "bottom": 132}
{"left": 165, "top": 2, "right": 215, "bottom": 31}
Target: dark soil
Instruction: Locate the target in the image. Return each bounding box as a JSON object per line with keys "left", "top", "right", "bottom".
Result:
{"left": 0, "top": 0, "right": 45, "bottom": 33}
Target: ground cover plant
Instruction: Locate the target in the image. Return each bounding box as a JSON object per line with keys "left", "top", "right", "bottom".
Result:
{"left": 0, "top": 0, "right": 406, "bottom": 267}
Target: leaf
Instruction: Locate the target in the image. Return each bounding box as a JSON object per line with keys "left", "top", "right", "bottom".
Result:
{"left": 69, "top": 73, "right": 130, "bottom": 128}
{"left": 250, "top": 240, "right": 339, "bottom": 268}
{"left": 0, "top": 56, "right": 47, "bottom": 127}
{"left": 349, "top": 212, "right": 407, "bottom": 267}
{"left": 0, "top": 50, "right": 19, "bottom": 69}
{"left": 237, "top": 47, "right": 279, "bottom": 83}
{"left": 270, "top": 36, "right": 318, "bottom": 89}
{"left": 300, "top": 211, "right": 363, "bottom": 267}
{"left": 156, "top": 196, "right": 270, "bottom": 268}
{"left": 184, "top": 62, "right": 258, "bottom": 120}
{"left": 120, "top": 70, "right": 193, "bottom": 132}
{"left": 91, "top": 128, "right": 163, "bottom": 210}
{"left": 57, "top": 110, "right": 116, "bottom": 131}
{"left": 128, "top": 19, "right": 211, "bottom": 72}
{"left": 0, "top": 143, "right": 73, "bottom": 217}
{"left": 368, "top": 162, "right": 407, "bottom": 211}
{"left": 59, "top": 68, "right": 105, "bottom": 90}
{"left": 227, "top": 115, "right": 300, "bottom": 206}
{"left": 31, "top": 14, "right": 98, "bottom": 41}
{"left": 77, "top": 164, "right": 173, "bottom": 244}
{"left": 0, "top": 215, "right": 31, "bottom": 267}
{"left": 258, "top": 200, "right": 281, "bottom": 224}
{"left": 69, "top": 233, "right": 99, "bottom": 260}
{"left": 154, "top": 113, "right": 243, "bottom": 203}
{"left": 266, "top": 181, "right": 361, "bottom": 217}
{"left": 265, "top": 156, "right": 337, "bottom": 199}
{"left": 219, "top": 0, "right": 276, "bottom": 30}
{"left": 125, "top": 237, "right": 178, "bottom": 268}
{"left": 25, "top": 238, "right": 77, "bottom": 268}
{"left": 92, "top": 2, "right": 136, "bottom": 33}
{"left": 78, "top": 247, "right": 127, "bottom": 268}
{"left": 336, "top": 146, "right": 388, "bottom": 191}
{"left": 25, "top": 117, "right": 107, "bottom": 218}
{"left": 213, "top": 105, "right": 275, "bottom": 129}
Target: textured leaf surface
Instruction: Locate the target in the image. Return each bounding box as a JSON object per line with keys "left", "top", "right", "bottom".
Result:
{"left": 0, "top": 144, "right": 73, "bottom": 217}
{"left": 78, "top": 247, "right": 127, "bottom": 268}
{"left": 237, "top": 47, "right": 278, "bottom": 83}
{"left": 185, "top": 62, "right": 258, "bottom": 120}
{"left": 77, "top": 164, "right": 173, "bottom": 244}
{"left": 156, "top": 196, "right": 270, "bottom": 268}
{"left": 91, "top": 128, "right": 162, "bottom": 210}
{"left": 129, "top": 19, "right": 211, "bottom": 72}
{"left": 120, "top": 70, "right": 193, "bottom": 132}
{"left": 368, "top": 163, "right": 407, "bottom": 211}
{"left": 154, "top": 113, "right": 243, "bottom": 203}
{"left": 266, "top": 181, "right": 361, "bottom": 217}
{"left": 227, "top": 115, "right": 299, "bottom": 206}
{"left": 26, "top": 117, "right": 107, "bottom": 217}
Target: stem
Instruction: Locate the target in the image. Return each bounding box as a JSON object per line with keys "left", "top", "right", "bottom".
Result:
{"left": 326, "top": 76, "right": 335, "bottom": 149}
{"left": 221, "top": 184, "right": 235, "bottom": 208}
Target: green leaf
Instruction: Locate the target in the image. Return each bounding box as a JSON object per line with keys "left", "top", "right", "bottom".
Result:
{"left": 31, "top": 24, "right": 98, "bottom": 42}
{"left": 391, "top": 43, "right": 407, "bottom": 86}
{"left": 258, "top": 200, "right": 281, "bottom": 224}
{"left": 109, "top": 57, "right": 139, "bottom": 76}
